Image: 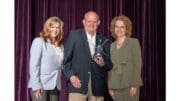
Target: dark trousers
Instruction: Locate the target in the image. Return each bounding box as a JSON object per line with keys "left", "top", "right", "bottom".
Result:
{"left": 30, "top": 87, "right": 60, "bottom": 101}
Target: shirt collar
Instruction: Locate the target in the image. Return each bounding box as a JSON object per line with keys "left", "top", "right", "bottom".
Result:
{"left": 86, "top": 31, "right": 96, "bottom": 40}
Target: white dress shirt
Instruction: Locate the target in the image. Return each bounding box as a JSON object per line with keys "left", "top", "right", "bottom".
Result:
{"left": 86, "top": 32, "right": 96, "bottom": 57}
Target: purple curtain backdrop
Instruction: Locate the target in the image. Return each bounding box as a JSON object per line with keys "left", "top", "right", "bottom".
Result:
{"left": 15, "top": 0, "right": 165, "bottom": 101}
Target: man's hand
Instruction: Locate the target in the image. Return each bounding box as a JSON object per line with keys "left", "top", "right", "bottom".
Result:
{"left": 70, "top": 75, "right": 81, "bottom": 88}
{"left": 93, "top": 56, "right": 105, "bottom": 67}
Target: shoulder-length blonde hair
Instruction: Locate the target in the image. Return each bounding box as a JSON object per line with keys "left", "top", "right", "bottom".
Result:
{"left": 110, "top": 15, "right": 132, "bottom": 39}
{"left": 40, "top": 16, "right": 64, "bottom": 46}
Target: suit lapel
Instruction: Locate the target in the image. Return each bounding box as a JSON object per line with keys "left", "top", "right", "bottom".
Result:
{"left": 96, "top": 34, "right": 100, "bottom": 47}
{"left": 95, "top": 34, "right": 102, "bottom": 52}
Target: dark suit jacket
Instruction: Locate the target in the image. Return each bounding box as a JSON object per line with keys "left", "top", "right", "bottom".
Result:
{"left": 63, "top": 29, "right": 112, "bottom": 96}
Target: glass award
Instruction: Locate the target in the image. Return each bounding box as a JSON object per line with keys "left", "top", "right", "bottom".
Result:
{"left": 93, "top": 39, "right": 109, "bottom": 60}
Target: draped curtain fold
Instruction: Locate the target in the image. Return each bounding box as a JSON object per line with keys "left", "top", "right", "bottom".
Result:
{"left": 15, "top": 0, "right": 165, "bottom": 101}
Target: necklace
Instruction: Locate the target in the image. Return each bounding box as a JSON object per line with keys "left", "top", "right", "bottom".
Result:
{"left": 117, "top": 42, "right": 122, "bottom": 48}
{"left": 117, "top": 37, "right": 126, "bottom": 48}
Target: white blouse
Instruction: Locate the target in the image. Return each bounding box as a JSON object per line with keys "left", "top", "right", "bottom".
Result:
{"left": 52, "top": 44, "right": 64, "bottom": 67}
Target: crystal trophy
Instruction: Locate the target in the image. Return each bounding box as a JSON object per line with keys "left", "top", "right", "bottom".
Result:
{"left": 93, "top": 39, "right": 109, "bottom": 60}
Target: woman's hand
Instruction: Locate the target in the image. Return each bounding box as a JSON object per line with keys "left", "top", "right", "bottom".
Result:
{"left": 34, "top": 89, "right": 43, "bottom": 99}
{"left": 130, "top": 87, "right": 137, "bottom": 96}
{"left": 109, "top": 89, "right": 115, "bottom": 100}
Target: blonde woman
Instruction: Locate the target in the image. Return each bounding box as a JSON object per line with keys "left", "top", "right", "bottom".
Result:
{"left": 108, "top": 15, "right": 143, "bottom": 101}
{"left": 28, "top": 16, "right": 64, "bottom": 101}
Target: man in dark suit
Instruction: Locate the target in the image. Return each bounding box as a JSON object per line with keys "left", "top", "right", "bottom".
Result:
{"left": 63, "top": 11, "right": 113, "bottom": 101}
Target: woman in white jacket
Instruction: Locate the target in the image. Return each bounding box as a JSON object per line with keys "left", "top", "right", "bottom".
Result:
{"left": 28, "top": 16, "right": 64, "bottom": 101}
